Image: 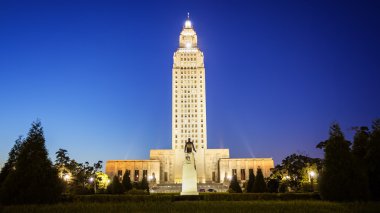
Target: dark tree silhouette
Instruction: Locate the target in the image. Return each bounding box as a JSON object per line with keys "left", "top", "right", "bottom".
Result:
{"left": 0, "top": 121, "right": 63, "bottom": 204}
{"left": 228, "top": 175, "right": 242, "bottom": 193}
{"left": 253, "top": 168, "right": 267, "bottom": 192}
{"left": 140, "top": 176, "right": 150, "bottom": 194}
{"left": 319, "top": 122, "right": 368, "bottom": 201}
{"left": 110, "top": 175, "right": 124, "bottom": 194}
{"left": 367, "top": 119, "right": 380, "bottom": 200}
{"left": 122, "top": 170, "right": 132, "bottom": 192}
{"left": 246, "top": 169, "right": 255, "bottom": 193}
{"left": 0, "top": 136, "right": 24, "bottom": 187}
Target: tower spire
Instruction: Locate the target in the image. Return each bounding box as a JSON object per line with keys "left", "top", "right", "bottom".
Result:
{"left": 184, "top": 12, "right": 192, "bottom": 28}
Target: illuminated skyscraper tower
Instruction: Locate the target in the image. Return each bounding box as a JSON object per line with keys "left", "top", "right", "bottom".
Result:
{"left": 172, "top": 15, "right": 207, "bottom": 182}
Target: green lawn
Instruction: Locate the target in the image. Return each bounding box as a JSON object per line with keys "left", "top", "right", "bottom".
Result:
{"left": 1, "top": 201, "right": 379, "bottom": 213}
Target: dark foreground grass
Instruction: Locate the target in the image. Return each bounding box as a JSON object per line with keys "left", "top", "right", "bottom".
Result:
{"left": 1, "top": 201, "right": 379, "bottom": 213}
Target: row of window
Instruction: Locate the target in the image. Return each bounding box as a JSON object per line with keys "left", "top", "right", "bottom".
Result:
{"left": 175, "top": 119, "right": 204, "bottom": 123}
{"left": 174, "top": 109, "right": 204, "bottom": 113}
{"left": 173, "top": 127, "right": 203, "bottom": 133}
{"left": 175, "top": 134, "right": 204, "bottom": 138}
{"left": 174, "top": 126, "right": 204, "bottom": 131}
{"left": 180, "top": 57, "right": 196, "bottom": 61}
{"left": 117, "top": 169, "right": 152, "bottom": 182}
{"left": 179, "top": 53, "right": 197, "bottom": 57}
{"left": 175, "top": 104, "right": 203, "bottom": 108}
{"left": 231, "top": 169, "right": 255, "bottom": 181}
{"left": 175, "top": 94, "right": 203, "bottom": 98}
{"left": 175, "top": 70, "right": 201, "bottom": 74}
{"left": 175, "top": 114, "right": 204, "bottom": 118}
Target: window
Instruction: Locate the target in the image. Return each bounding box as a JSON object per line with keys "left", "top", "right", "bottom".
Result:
{"left": 212, "top": 172, "right": 216, "bottom": 182}
{"left": 134, "top": 170, "right": 139, "bottom": 182}
{"left": 164, "top": 172, "right": 168, "bottom": 182}
{"left": 232, "top": 169, "right": 237, "bottom": 176}
{"left": 118, "top": 170, "right": 122, "bottom": 178}
{"left": 143, "top": 170, "right": 147, "bottom": 178}
{"left": 126, "top": 170, "right": 131, "bottom": 177}
{"left": 241, "top": 169, "right": 246, "bottom": 181}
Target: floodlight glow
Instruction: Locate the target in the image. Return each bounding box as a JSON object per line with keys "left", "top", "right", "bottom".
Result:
{"left": 227, "top": 175, "right": 232, "bottom": 180}
{"left": 89, "top": 177, "right": 94, "bottom": 182}
{"left": 186, "top": 42, "right": 192, "bottom": 48}
{"left": 309, "top": 171, "right": 315, "bottom": 177}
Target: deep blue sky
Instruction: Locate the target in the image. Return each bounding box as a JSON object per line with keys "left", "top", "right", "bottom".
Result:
{"left": 1, "top": 0, "right": 379, "bottom": 168}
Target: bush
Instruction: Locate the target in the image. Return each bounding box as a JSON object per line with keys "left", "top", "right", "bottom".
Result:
{"left": 109, "top": 176, "right": 124, "bottom": 194}
{"left": 229, "top": 175, "right": 242, "bottom": 193}
{"left": 122, "top": 171, "right": 132, "bottom": 192}
{"left": 253, "top": 168, "right": 267, "bottom": 192}
{"left": 246, "top": 169, "right": 255, "bottom": 193}
{"left": 267, "top": 179, "right": 280, "bottom": 193}
{"left": 68, "top": 193, "right": 320, "bottom": 203}
{"left": 127, "top": 189, "right": 148, "bottom": 195}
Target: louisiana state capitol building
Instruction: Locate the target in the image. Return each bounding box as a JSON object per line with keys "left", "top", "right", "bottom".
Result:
{"left": 106, "top": 16, "right": 274, "bottom": 187}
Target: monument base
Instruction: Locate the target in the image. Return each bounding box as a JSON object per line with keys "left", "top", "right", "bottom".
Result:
{"left": 181, "top": 153, "right": 198, "bottom": 196}
{"left": 180, "top": 191, "right": 199, "bottom": 195}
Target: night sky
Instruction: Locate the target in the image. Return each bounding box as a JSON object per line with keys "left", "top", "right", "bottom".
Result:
{"left": 1, "top": 0, "right": 379, "bottom": 168}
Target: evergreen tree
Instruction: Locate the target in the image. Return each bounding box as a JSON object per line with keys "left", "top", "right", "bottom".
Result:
{"left": 140, "top": 176, "right": 150, "bottom": 194}
{"left": 253, "top": 168, "right": 267, "bottom": 192}
{"left": 0, "top": 136, "right": 24, "bottom": 187}
{"left": 111, "top": 175, "right": 124, "bottom": 194}
{"left": 228, "top": 175, "right": 242, "bottom": 193}
{"left": 246, "top": 169, "right": 255, "bottom": 193}
{"left": 318, "top": 122, "right": 368, "bottom": 201}
{"left": 367, "top": 119, "right": 380, "bottom": 200}
{"left": 0, "top": 121, "right": 63, "bottom": 204}
{"left": 352, "top": 126, "right": 370, "bottom": 163}
{"left": 122, "top": 170, "right": 132, "bottom": 192}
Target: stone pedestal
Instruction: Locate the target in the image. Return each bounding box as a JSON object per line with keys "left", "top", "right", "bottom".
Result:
{"left": 180, "top": 153, "right": 199, "bottom": 195}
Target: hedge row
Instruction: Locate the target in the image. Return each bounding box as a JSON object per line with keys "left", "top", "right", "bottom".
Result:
{"left": 63, "top": 193, "right": 320, "bottom": 203}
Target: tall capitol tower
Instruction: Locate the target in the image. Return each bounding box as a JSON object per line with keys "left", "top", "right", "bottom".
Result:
{"left": 106, "top": 15, "right": 274, "bottom": 186}
{"left": 172, "top": 15, "right": 207, "bottom": 151}
{"left": 172, "top": 15, "right": 208, "bottom": 182}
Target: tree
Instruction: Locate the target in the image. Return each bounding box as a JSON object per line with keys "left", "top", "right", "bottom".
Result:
{"left": 352, "top": 126, "right": 370, "bottom": 162}
{"left": 122, "top": 170, "right": 132, "bottom": 192}
{"left": 110, "top": 175, "right": 124, "bottom": 194}
{"left": 366, "top": 119, "right": 380, "bottom": 200}
{"left": 267, "top": 179, "right": 280, "bottom": 193}
{"left": 228, "top": 175, "right": 242, "bottom": 193}
{"left": 140, "top": 176, "right": 150, "bottom": 194}
{"left": 0, "top": 121, "right": 63, "bottom": 204}
{"left": 0, "top": 136, "right": 24, "bottom": 187}
{"left": 253, "top": 168, "right": 267, "bottom": 192}
{"left": 318, "top": 122, "right": 368, "bottom": 201}
{"left": 246, "top": 169, "right": 255, "bottom": 193}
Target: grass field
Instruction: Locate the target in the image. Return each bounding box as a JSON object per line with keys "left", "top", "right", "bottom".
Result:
{"left": 1, "top": 201, "right": 379, "bottom": 213}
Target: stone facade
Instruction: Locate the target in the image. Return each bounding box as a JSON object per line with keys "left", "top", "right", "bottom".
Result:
{"left": 219, "top": 158, "right": 274, "bottom": 183}
{"left": 105, "top": 160, "right": 160, "bottom": 183}
{"left": 105, "top": 16, "right": 275, "bottom": 185}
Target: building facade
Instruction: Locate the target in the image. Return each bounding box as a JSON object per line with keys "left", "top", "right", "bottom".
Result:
{"left": 106, "top": 16, "right": 274, "bottom": 184}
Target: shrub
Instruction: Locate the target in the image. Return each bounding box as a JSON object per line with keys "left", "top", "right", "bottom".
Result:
{"left": 229, "top": 175, "right": 242, "bottom": 193}
{"left": 253, "top": 168, "right": 267, "bottom": 192}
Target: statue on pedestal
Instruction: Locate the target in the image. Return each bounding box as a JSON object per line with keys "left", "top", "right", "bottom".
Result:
{"left": 181, "top": 138, "right": 199, "bottom": 195}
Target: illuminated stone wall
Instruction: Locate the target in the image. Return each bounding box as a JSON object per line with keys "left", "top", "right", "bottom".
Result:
{"left": 219, "top": 158, "right": 275, "bottom": 183}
